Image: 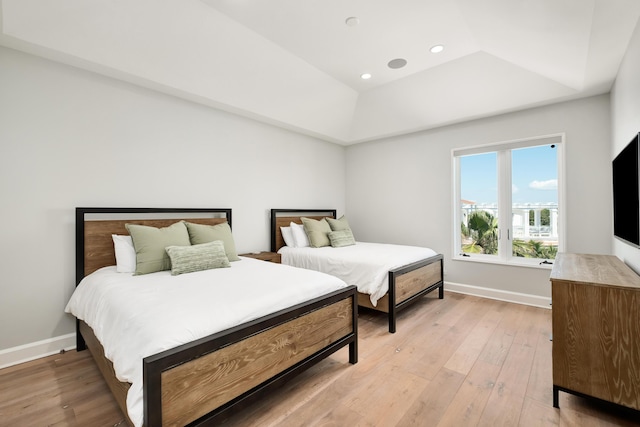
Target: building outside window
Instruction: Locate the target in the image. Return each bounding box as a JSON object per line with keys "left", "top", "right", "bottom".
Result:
{"left": 452, "top": 134, "right": 564, "bottom": 267}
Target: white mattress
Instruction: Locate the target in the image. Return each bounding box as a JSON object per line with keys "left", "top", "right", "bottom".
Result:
{"left": 64, "top": 257, "right": 347, "bottom": 427}
{"left": 278, "top": 242, "right": 438, "bottom": 306}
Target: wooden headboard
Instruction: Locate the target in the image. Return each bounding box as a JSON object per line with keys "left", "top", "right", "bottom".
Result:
{"left": 270, "top": 209, "right": 336, "bottom": 252}
{"left": 76, "top": 207, "right": 232, "bottom": 284}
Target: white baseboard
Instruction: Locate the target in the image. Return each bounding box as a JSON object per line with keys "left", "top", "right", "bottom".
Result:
{"left": 0, "top": 333, "right": 76, "bottom": 370}
{"left": 444, "top": 281, "right": 551, "bottom": 309}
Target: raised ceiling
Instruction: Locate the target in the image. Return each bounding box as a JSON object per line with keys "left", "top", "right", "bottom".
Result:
{"left": 1, "top": 0, "right": 639, "bottom": 145}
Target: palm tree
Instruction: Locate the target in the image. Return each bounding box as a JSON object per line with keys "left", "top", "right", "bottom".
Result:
{"left": 513, "top": 239, "right": 558, "bottom": 258}
{"left": 512, "top": 239, "right": 533, "bottom": 257}
{"left": 462, "top": 210, "right": 498, "bottom": 254}
{"left": 463, "top": 210, "right": 557, "bottom": 258}
{"left": 527, "top": 239, "right": 558, "bottom": 259}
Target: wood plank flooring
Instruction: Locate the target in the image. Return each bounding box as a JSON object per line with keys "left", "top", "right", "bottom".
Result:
{"left": 1, "top": 292, "right": 639, "bottom": 426}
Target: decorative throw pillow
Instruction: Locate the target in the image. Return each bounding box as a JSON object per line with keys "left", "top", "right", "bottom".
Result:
{"left": 328, "top": 229, "right": 356, "bottom": 248}
{"left": 326, "top": 215, "right": 351, "bottom": 232}
{"left": 289, "top": 222, "right": 310, "bottom": 247}
{"left": 112, "top": 234, "right": 136, "bottom": 273}
{"left": 280, "top": 226, "right": 296, "bottom": 247}
{"left": 183, "top": 221, "right": 240, "bottom": 261}
{"left": 165, "top": 240, "right": 230, "bottom": 275}
{"left": 301, "top": 217, "right": 332, "bottom": 248}
{"left": 125, "top": 221, "right": 191, "bottom": 275}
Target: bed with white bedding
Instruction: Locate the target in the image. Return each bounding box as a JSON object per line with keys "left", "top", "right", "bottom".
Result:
{"left": 68, "top": 207, "right": 358, "bottom": 427}
{"left": 271, "top": 209, "right": 444, "bottom": 333}
{"left": 278, "top": 242, "right": 439, "bottom": 306}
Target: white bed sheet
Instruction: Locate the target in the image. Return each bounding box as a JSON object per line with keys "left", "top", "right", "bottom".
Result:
{"left": 64, "top": 257, "right": 347, "bottom": 427}
{"left": 278, "top": 242, "right": 438, "bottom": 306}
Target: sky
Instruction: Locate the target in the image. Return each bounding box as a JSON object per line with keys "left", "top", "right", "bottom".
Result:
{"left": 460, "top": 144, "right": 558, "bottom": 205}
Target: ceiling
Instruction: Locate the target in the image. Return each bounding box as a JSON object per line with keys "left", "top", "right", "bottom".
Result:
{"left": 1, "top": 0, "right": 639, "bottom": 145}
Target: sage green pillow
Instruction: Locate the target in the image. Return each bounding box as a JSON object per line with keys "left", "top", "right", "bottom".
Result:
{"left": 301, "top": 217, "right": 332, "bottom": 248}
{"left": 183, "top": 221, "right": 240, "bottom": 261}
{"left": 125, "top": 221, "right": 191, "bottom": 275}
{"left": 165, "top": 240, "right": 230, "bottom": 275}
{"left": 328, "top": 229, "right": 356, "bottom": 247}
{"left": 326, "top": 215, "right": 351, "bottom": 232}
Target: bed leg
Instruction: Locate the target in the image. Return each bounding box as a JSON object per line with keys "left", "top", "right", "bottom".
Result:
{"left": 388, "top": 272, "right": 397, "bottom": 333}
{"left": 349, "top": 340, "right": 358, "bottom": 364}
{"left": 350, "top": 292, "right": 358, "bottom": 363}
{"left": 438, "top": 283, "right": 444, "bottom": 299}
{"left": 388, "top": 310, "right": 397, "bottom": 334}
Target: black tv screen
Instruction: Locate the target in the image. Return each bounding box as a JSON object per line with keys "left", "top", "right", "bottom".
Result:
{"left": 612, "top": 132, "right": 640, "bottom": 247}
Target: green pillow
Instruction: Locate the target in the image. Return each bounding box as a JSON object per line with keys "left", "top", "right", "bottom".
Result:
{"left": 328, "top": 229, "right": 356, "bottom": 247}
{"left": 326, "top": 215, "right": 351, "bottom": 232}
{"left": 301, "top": 217, "right": 332, "bottom": 248}
{"left": 183, "top": 221, "right": 240, "bottom": 261}
{"left": 125, "top": 221, "right": 191, "bottom": 275}
{"left": 165, "top": 240, "right": 230, "bottom": 275}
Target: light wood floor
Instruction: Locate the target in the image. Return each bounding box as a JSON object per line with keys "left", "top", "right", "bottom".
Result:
{"left": 1, "top": 292, "right": 638, "bottom": 426}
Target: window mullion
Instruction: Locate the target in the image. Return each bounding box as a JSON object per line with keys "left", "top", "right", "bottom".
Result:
{"left": 497, "top": 150, "right": 512, "bottom": 261}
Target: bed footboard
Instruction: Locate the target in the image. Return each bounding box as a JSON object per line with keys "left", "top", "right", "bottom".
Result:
{"left": 358, "top": 254, "right": 443, "bottom": 333}
{"left": 80, "top": 286, "right": 357, "bottom": 427}
{"left": 143, "top": 285, "right": 358, "bottom": 426}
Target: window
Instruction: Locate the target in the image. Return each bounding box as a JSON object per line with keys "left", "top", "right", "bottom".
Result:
{"left": 453, "top": 134, "right": 564, "bottom": 267}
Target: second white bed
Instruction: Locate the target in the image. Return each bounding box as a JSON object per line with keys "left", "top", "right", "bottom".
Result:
{"left": 278, "top": 241, "right": 438, "bottom": 306}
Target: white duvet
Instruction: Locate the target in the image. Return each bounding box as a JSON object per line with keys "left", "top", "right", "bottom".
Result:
{"left": 278, "top": 242, "right": 438, "bottom": 306}
{"left": 64, "top": 257, "right": 347, "bottom": 427}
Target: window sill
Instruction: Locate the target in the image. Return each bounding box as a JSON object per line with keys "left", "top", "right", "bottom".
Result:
{"left": 452, "top": 254, "right": 554, "bottom": 270}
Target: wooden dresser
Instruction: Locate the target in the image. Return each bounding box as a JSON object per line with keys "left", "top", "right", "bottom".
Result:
{"left": 550, "top": 253, "right": 640, "bottom": 411}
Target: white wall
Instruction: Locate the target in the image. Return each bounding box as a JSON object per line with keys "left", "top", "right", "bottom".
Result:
{"left": 346, "top": 95, "right": 612, "bottom": 301}
{"left": 0, "top": 46, "right": 346, "bottom": 355}
{"left": 611, "top": 21, "right": 640, "bottom": 273}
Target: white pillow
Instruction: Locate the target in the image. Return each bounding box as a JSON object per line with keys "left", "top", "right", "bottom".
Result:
{"left": 280, "top": 226, "right": 296, "bottom": 247}
{"left": 289, "top": 222, "right": 310, "bottom": 248}
{"left": 112, "top": 234, "right": 136, "bottom": 273}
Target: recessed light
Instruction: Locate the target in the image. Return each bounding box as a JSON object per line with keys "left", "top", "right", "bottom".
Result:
{"left": 360, "top": 73, "right": 372, "bottom": 80}
{"left": 388, "top": 58, "right": 407, "bottom": 69}
{"left": 345, "top": 17, "right": 360, "bottom": 27}
{"left": 430, "top": 45, "right": 444, "bottom": 53}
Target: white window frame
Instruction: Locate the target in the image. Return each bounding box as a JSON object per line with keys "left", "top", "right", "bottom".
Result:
{"left": 452, "top": 133, "right": 565, "bottom": 269}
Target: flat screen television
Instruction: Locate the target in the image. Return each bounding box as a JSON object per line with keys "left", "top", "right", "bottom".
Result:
{"left": 612, "top": 132, "right": 640, "bottom": 247}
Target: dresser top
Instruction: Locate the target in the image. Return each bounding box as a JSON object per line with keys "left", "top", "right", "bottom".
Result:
{"left": 550, "top": 253, "right": 640, "bottom": 290}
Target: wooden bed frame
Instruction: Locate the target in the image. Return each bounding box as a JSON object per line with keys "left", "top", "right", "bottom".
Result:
{"left": 270, "top": 209, "right": 444, "bottom": 334}
{"left": 74, "top": 207, "right": 358, "bottom": 427}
